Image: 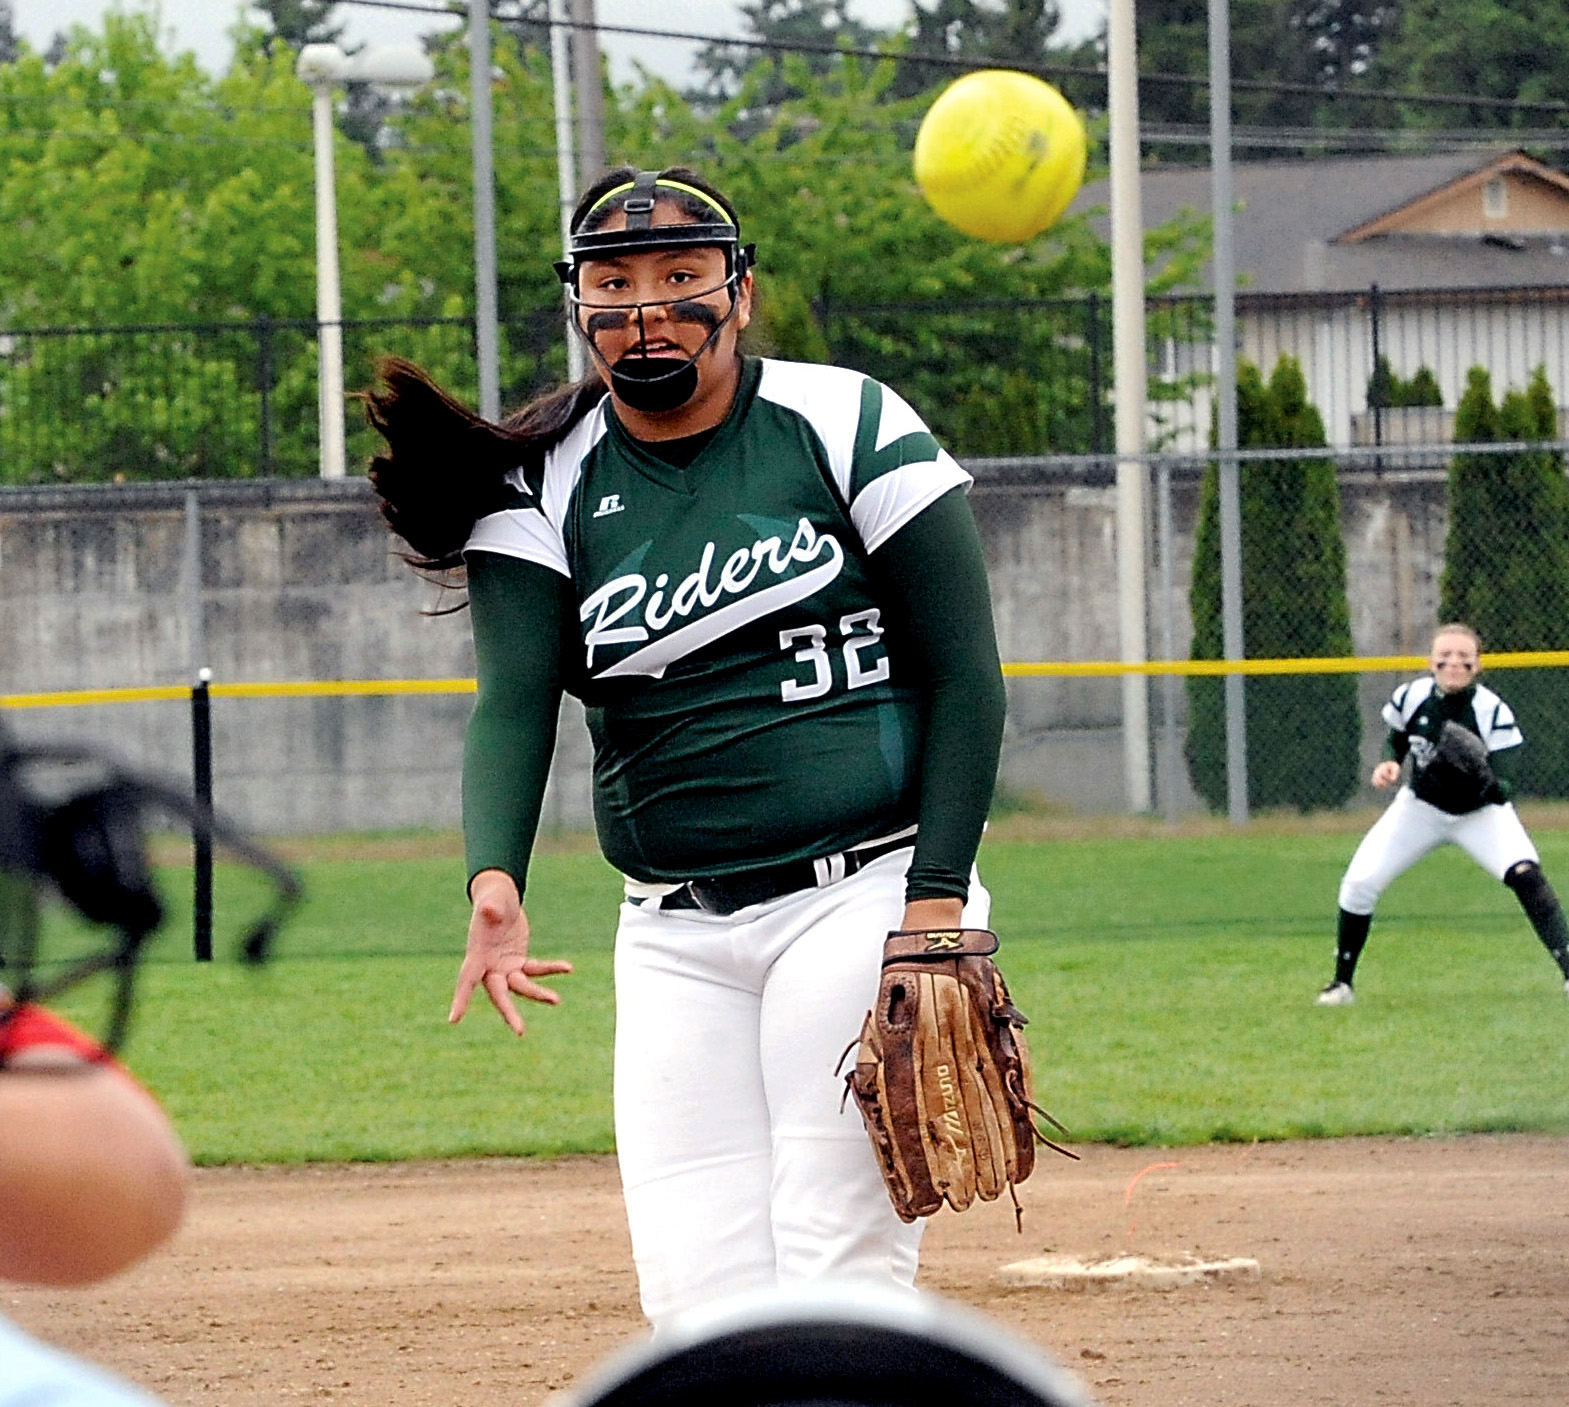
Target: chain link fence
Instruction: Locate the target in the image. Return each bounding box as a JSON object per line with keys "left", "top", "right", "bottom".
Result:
{"left": 4, "top": 284, "right": 1569, "bottom": 474}
{"left": 0, "top": 311, "right": 564, "bottom": 483}
{"left": 5, "top": 288, "right": 1569, "bottom": 821}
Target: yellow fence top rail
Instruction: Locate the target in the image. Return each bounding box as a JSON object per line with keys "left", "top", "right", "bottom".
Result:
{"left": 6, "top": 654, "right": 1569, "bottom": 709}
{"left": 0, "top": 679, "right": 478, "bottom": 709}
{"left": 1003, "top": 651, "right": 1569, "bottom": 678}
{"left": 0, "top": 686, "right": 191, "bottom": 709}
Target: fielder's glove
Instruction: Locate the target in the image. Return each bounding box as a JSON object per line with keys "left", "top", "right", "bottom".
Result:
{"left": 1412, "top": 721, "right": 1506, "bottom": 814}
{"left": 841, "top": 928, "right": 1076, "bottom": 1227}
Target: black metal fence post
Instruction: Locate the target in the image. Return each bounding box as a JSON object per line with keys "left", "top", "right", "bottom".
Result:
{"left": 1369, "top": 282, "right": 1384, "bottom": 448}
{"left": 256, "top": 316, "right": 275, "bottom": 477}
{"left": 1087, "top": 290, "right": 1107, "bottom": 454}
{"left": 191, "top": 668, "right": 214, "bottom": 962}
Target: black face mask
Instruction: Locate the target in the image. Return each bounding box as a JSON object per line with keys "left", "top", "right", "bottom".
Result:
{"left": 609, "top": 355, "right": 701, "bottom": 414}
{"left": 579, "top": 288, "right": 736, "bottom": 414}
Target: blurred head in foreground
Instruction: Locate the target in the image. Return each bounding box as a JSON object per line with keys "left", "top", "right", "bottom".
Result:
{"left": 556, "top": 1285, "right": 1095, "bottom": 1407}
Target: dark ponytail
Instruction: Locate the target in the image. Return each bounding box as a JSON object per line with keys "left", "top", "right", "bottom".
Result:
{"left": 363, "top": 358, "right": 607, "bottom": 572}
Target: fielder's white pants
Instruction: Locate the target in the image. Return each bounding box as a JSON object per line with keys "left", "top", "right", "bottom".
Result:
{"left": 1338, "top": 787, "right": 1538, "bottom": 915}
{"left": 612, "top": 849, "right": 990, "bottom": 1327}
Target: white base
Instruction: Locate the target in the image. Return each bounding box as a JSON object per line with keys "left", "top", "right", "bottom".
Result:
{"left": 999, "top": 1253, "right": 1261, "bottom": 1291}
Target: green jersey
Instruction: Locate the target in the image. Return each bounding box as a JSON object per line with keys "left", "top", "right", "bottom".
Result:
{"left": 466, "top": 357, "right": 974, "bottom": 881}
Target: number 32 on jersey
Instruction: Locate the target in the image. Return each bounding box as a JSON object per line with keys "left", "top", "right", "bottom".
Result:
{"left": 779, "top": 609, "right": 890, "bottom": 702}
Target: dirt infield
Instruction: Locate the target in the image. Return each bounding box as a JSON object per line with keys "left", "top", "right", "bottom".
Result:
{"left": 9, "top": 1136, "right": 1568, "bottom": 1406}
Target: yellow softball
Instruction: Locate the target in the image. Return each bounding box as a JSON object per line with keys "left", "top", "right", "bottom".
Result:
{"left": 913, "top": 70, "right": 1088, "bottom": 243}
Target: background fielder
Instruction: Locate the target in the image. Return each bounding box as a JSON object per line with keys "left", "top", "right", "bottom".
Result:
{"left": 1318, "top": 623, "right": 1569, "bottom": 1005}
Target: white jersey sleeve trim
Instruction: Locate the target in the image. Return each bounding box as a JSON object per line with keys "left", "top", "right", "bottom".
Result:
{"left": 754, "top": 359, "right": 970, "bottom": 552}
{"left": 852, "top": 449, "right": 972, "bottom": 554}
{"left": 756, "top": 358, "right": 862, "bottom": 502}
{"left": 1475, "top": 683, "right": 1524, "bottom": 751}
{"left": 1382, "top": 676, "right": 1430, "bottom": 731}
{"left": 874, "top": 382, "right": 930, "bottom": 452}
{"left": 466, "top": 508, "right": 571, "bottom": 576}
{"left": 462, "top": 399, "right": 608, "bottom": 578}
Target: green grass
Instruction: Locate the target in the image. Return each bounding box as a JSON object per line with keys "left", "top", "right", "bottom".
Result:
{"left": 37, "top": 826, "right": 1569, "bottom": 1162}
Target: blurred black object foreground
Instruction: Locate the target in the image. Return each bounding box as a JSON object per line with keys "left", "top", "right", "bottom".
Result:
{"left": 560, "top": 1285, "right": 1096, "bottom": 1407}
{"left": 0, "top": 718, "right": 300, "bottom": 1058}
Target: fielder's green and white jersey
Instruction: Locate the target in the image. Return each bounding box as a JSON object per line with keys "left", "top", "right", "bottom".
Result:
{"left": 465, "top": 357, "right": 972, "bottom": 880}
{"left": 1383, "top": 676, "right": 1523, "bottom": 757}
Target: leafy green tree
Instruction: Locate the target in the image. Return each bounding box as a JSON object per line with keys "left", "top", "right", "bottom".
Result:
{"left": 1365, "top": 0, "right": 1569, "bottom": 128}
{"left": 0, "top": 9, "right": 1207, "bottom": 479}
{"left": 491, "top": 3, "right": 550, "bottom": 63}
{"left": 1186, "top": 356, "right": 1360, "bottom": 811}
{"left": 0, "top": 12, "right": 464, "bottom": 480}
{"left": 605, "top": 53, "right": 1124, "bottom": 452}
{"left": 1297, "top": 0, "right": 1399, "bottom": 83}
{"left": 1440, "top": 365, "right": 1569, "bottom": 794}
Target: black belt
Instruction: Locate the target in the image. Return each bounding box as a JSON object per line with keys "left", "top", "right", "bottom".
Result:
{"left": 656, "top": 833, "right": 915, "bottom": 917}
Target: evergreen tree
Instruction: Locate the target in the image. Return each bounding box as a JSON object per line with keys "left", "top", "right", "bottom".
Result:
{"left": 1132, "top": 0, "right": 1398, "bottom": 152}
{"left": 249, "top": 3, "right": 399, "bottom": 162}
{"left": 1404, "top": 366, "right": 1443, "bottom": 407}
{"left": 693, "top": 1, "right": 1076, "bottom": 106}
{"left": 893, "top": 0, "right": 1066, "bottom": 96}
{"left": 1186, "top": 356, "right": 1360, "bottom": 811}
{"left": 692, "top": 0, "right": 885, "bottom": 105}
{"left": 1441, "top": 366, "right": 1569, "bottom": 795}
{"left": 0, "top": 1, "right": 18, "bottom": 66}
{"left": 493, "top": 1, "right": 550, "bottom": 56}
{"left": 1368, "top": 357, "right": 1444, "bottom": 408}
{"left": 248, "top": 1, "right": 345, "bottom": 52}
{"left": 1368, "top": 353, "right": 1396, "bottom": 412}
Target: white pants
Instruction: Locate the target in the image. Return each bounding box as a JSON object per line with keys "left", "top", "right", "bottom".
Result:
{"left": 612, "top": 849, "right": 990, "bottom": 1327}
{"left": 1338, "top": 787, "right": 1538, "bottom": 915}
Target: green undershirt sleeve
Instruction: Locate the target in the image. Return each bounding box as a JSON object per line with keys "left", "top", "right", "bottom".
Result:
{"left": 463, "top": 551, "right": 575, "bottom": 896}
{"left": 1489, "top": 742, "right": 1518, "bottom": 799}
{"left": 867, "top": 488, "right": 1006, "bottom": 904}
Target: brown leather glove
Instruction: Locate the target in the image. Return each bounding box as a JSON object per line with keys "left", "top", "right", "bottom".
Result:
{"left": 842, "top": 928, "right": 1075, "bottom": 1226}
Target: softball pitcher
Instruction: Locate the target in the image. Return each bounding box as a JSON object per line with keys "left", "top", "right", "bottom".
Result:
{"left": 367, "top": 168, "right": 1006, "bottom": 1326}
{"left": 1318, "top": 623, "right": 1569, "bottom": 1004}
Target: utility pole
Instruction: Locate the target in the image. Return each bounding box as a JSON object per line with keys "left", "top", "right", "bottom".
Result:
{"left": 570, "top": 0, "right": 606, "bottom": 188}
{"left": 1209, "top": 0, "right": 1249, "bottom": 824}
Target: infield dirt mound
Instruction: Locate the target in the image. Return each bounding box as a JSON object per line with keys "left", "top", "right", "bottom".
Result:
{"left": 10, "top": 1135, "right": 1568, "bottom": 1406}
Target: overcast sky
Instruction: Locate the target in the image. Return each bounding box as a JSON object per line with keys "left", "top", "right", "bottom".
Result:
{"left": 10, "top": 2, "right": 1106, "bottom": 84}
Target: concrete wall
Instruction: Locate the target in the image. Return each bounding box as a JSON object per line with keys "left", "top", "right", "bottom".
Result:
{"left": 0, "top": 469, "right": 1452, "bottom": 830}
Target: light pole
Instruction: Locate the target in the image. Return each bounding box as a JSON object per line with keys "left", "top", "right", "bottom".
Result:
{"left": 1107, "top": 0, "right": 1151, "bottom": 813}
{"left": 297, "top": 42, "right": 434, "bottom": 479}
